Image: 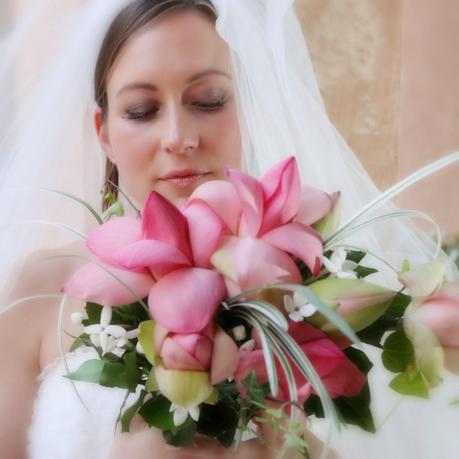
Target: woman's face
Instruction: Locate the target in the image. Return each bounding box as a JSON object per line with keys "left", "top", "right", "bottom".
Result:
{"left": 95, "top": 9, "right": 242, "bottom": 207}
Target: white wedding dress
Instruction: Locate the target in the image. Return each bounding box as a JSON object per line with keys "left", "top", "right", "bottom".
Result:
{"left": 27, "top": 347, "right": 139, "bottom": 459}
{"left": 27, "top": 345, "right": 459, "bottom": 459}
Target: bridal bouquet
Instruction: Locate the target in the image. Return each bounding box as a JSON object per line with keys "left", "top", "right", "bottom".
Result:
{"left": 62, "top": 157, "right": 459, "bottom": 456}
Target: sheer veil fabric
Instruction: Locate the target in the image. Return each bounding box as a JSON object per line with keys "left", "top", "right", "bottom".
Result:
{"left": 0, "top": 1, "right": 458, "bottom": 457}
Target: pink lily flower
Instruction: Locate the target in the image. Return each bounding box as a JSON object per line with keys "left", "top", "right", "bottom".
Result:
{"left": 235, "top": 321, "right": 366, "bottom": 404}
{"left": 187, "top": 157, "right": 332, "bottom": 292}
{"left": 64, "top": 191, "right": 228, "bottom": 336}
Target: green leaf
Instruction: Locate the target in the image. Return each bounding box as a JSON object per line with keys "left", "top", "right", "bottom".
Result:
{"left": 390, "top": 368, "right": 429, "bottom": 398}
{"left": 65, "top": 359, "right": 104, "bottom": 383}
{"left": 450, "top": 398, "right": 459, "bottom": 406}
{"left": 84, "top": 302, "right": 103, "bottom": 325}
{"left": 346, "top": 250, "right": 367, "bottom": 264}
{"left": 357, "top": 292, "right": 411, "bottom": 346}
{"left": 139, "top": 395, "right": 176, "bottom": 431}
{"left": 111, "top": 300, "right": 150, "bottom": 326}
{"left": 334, "top": 384, "right": 376, "bottom": 433}
{"left": 121, "top": 390, "right": 146, "bottom": 433}
{"left": 304, "top": 384, "right": 376, "bottom": 433}
{"left": 197, "top": 398, "right": 239, "bottom": 447}
{"left": 163, "top": 419, "right": 197, "bottom": 447}
{"left": 123, "top": 351, "right": 140, "bottom": 393}
{"left": 242, "top": 371, "right": 269, "bottom": 405}
{"left": 343, "top": 347, "right": 373, "bottom": 374}
{"left": 69, "top": 333, "right": 91, "bottom": 352}
{"left": 100, "top": 361, "right": 129, "bottom": 389}
{"left": 355, "top": 266, "right": 378, "bottom": 279}
{"left": 382, "top": 330, "right": 414, "bottom": 373}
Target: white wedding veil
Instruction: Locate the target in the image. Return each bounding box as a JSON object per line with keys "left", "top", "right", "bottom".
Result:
{"left": 0, "top": 0, "right": 458, "bottom": 457}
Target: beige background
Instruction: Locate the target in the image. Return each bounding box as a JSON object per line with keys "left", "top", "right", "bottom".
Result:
{"left": 295, "top": 0, "right": 459, "bottom": 233}
{"left": 2, "top": 0, "right": 458, "bottom": 232}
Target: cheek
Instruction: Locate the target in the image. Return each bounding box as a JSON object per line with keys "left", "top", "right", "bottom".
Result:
{"left": 205, "top": 108, "right": 242, "bottom": 170}
{"left": 109, "top": 119, "right": 158, "bottom": 171}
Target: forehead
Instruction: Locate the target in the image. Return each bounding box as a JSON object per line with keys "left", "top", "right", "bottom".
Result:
{"left": 107, "top": 9, "right": 232, "bottom": 91}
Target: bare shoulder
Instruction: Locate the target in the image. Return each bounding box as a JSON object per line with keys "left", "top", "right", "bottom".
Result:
{"left": 0, "top": 240, "right": 89, "bottom": 370}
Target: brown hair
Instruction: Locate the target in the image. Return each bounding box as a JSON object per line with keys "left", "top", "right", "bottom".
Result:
{"left": 94, "top": 0, "right": 217, "bottom": 210}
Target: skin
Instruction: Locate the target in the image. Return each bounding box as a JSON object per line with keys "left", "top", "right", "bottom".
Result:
{"left": 94, "top": 9, "right": 242, "bottom": 208}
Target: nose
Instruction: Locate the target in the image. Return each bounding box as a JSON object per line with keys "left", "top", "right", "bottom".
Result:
{"left": 160, "top": 103, "right": 199, "bottom": 155}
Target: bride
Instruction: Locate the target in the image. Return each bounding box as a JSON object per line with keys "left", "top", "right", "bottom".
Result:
{"left": 0, "top": 1, "right": 457, "bottom": 458}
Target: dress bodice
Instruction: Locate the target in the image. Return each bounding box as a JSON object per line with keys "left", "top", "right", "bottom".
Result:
{"left": 27, "top": 346, "right": 459, "bottom": 459}
{"left": 27, "top": 347, "right": 138, "bottom": 459}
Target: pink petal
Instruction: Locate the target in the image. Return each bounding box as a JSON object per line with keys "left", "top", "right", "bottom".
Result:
{"left": 234, "top": 349, "right": 268, "bottom": 390}
{"left": 183, "top": 199, "right": 227, "bottom": 268}
{"left": 188, "top": 180, "right": 242, "bottom": 234}
{"left": 301, "top": 339, "right": 346, "bottom": 378}
{"left": 161, "top": 336, "right": 206, "bottom": 371}
{"left": 63, "top": 262, "right": 154, "bottom": 307}
{"left": 148, "top": 268, "right": 226, "bottom": 333}
{"left": 171, "top": 333, "right": 213, "bottom": 369}
{"left": 262, "top": 222, "right": 323, "bottom": 276}
{"left": 226, "top": 167, "right": 264, "bottom": 237}
{"left": 234, "top": 238, "right": 302, "bottom": 291}
{"left": 87, "top": 217, "right": 141, "bottom": 267}
{"left": 141, "top": 191, "right": 192, "bottom": 261}
{"left": 320, "top": 358, "right": 366, "bottom": 398}
{"left": 287, "top": 320, "right": 327, "bottom": 343}
{"left": 210, "top": 327, "right": 240, "bottom": 385}
{"left": 418, "top": 298, "right": 459, "bottom": 347}
{"left": 114, "top": 239, "right": 191, "bottom": 278}
{"left": 294, "top": 186, "right": 333, "bottom": 226}
{"left": 259, "top": 157, "right": 301, "bottom": 234}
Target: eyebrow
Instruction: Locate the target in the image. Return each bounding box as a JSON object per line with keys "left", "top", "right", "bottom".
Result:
{"left": 116, "top": 69, "right": 231, "bottom": 96}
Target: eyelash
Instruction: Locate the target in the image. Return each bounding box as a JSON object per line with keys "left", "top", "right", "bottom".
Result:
{"left": 126, "top": 100, "right": 226, "bottom": 121}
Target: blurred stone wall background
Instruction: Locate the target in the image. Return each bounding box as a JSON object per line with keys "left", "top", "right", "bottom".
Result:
{"left": 295, "top": 0, "right": 459, "bottom": 233}
{"left": 1, "top": 0, "right": 458, "bottom": 232}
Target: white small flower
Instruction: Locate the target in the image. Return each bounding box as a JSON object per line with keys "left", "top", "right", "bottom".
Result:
{"left": 232, "top": 325, "right": 247, "bottom": 341}
{"left": 84, "top": 306, "right": 138, "bottom": 355}
{"left": 70, "top": 312, "right": 85, "bottom": 325}
{"left": 323, "top": 248, "right": 358, "bottom": 279}
{"left": 239, "top": 420, "right": 259, "bottom": 442}
{"left": 169, "top": 403, "right": 200, "bottom": 427}
{"left": 283, "top": 293, "right": 317, "bottom": 322}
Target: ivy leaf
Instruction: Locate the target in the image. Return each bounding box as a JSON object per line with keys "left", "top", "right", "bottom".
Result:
{"left": 390, "top": 368, "right": 429, "bottom": 399}
{"left": 197, "top": 398, "right": 239, "bottom": 448}
{"left": 242, "top": 371, "right": 269, "bottom": 405}
{"left": 139, "top": 395, "right": 176, "bottom": 431}
{"left": 382, "top": 330, "right": 414, "bottom": 373}
{"left": 163, "top": 418, "right": 197, "bottom": 447}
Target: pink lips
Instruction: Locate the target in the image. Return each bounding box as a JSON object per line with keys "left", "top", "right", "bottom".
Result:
{"left": 160, "top": 170, "right": 210, "bottom": 188}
